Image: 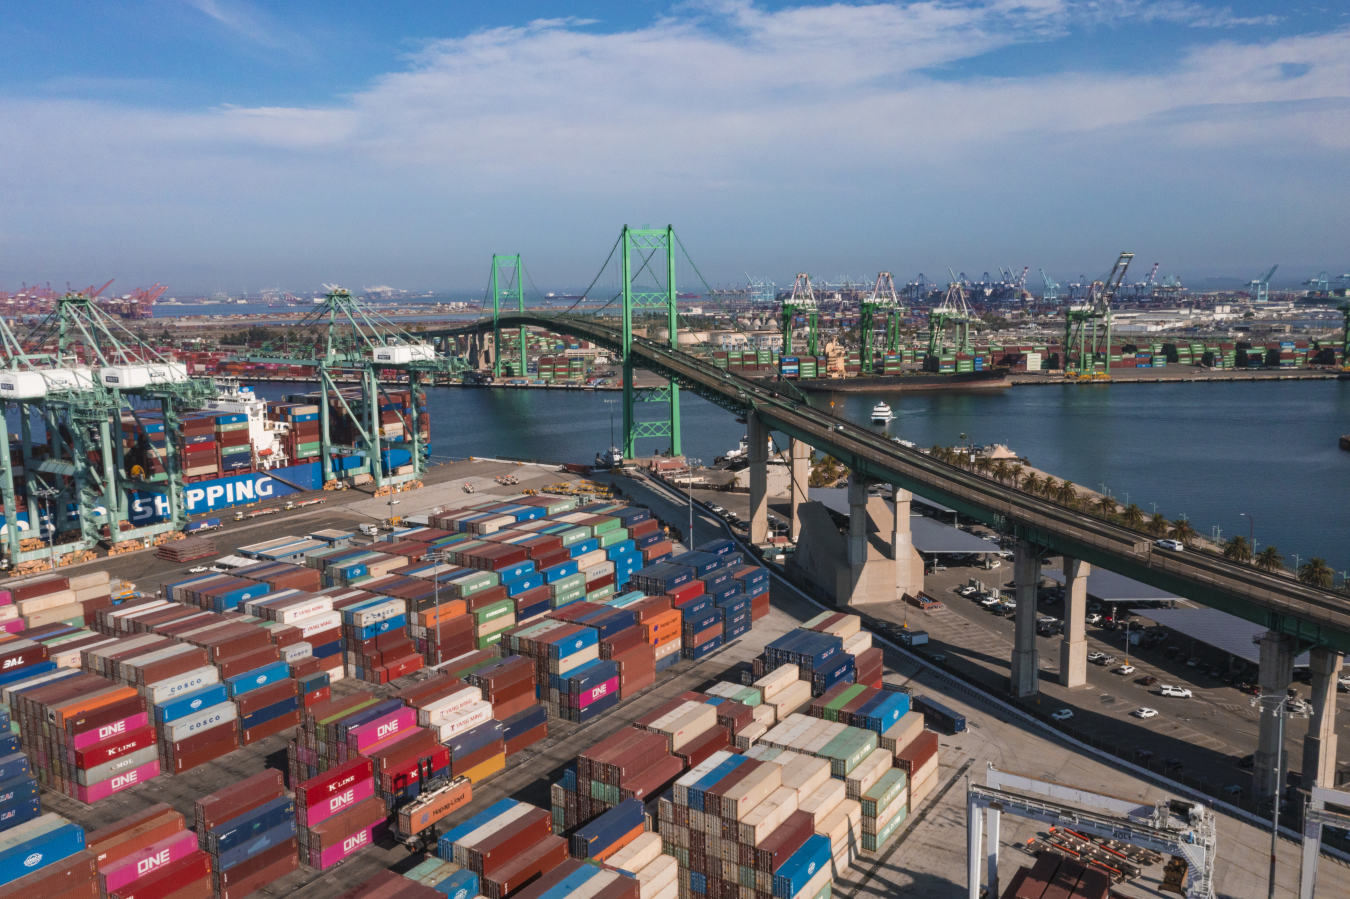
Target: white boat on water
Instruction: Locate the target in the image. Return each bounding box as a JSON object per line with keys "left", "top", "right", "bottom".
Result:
{"left": 871, "top": 402, "right": 894, "bottom": 423}
{"left": 596, "top": 446, "right": 624, "bottom": 469}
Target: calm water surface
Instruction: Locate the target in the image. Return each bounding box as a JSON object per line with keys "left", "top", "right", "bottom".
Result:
{"left": 251, "top": 379, "right": 1350, "bottom": 573}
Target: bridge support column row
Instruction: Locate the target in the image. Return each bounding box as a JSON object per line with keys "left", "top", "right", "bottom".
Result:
{"left": 788, "top": 438, "right": 810, "bottom": 542}
{"left": 1059, "top": 556, "right": 1090, "bottom": 689}
{"left": 1010, "top": 539, "right": 1041, "bottom": 699}
{"left": 1255, "top": 632, "right": 1296, "bottom": 804}
{"left": 1302, "top": 647, "right": 1342, "bottom": 790}
{"left": 891, "top": 488, "right": 921, "bottom": 598}
{"left": 748, "top": 414, "right": 769, "bottom": 545}
{"left": 847, "top": 478, "right": 869, "bottom": 568}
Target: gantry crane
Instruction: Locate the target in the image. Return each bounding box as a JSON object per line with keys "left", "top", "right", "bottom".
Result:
{"left": 1303, "top": 271, "right": 1330, "bottom": 297}
{"left": 1039, "top": 269, "right": 1060, "bottom": 304}
{"left": 242, "top": 287, "right": 461, "bottom": 491}
{"left": 858, "top": 272, "right": 905, "bottom": 372}
{"left": 1064, "top": 252, "right": 1133, "bottom": 380}
{"left": 0, "top": 292, "right": 215, "bottom": 568}
{"left": 1249, "top": 264, "right": 1278, "bottom": 303}
{"left": 779, "top": 273, "right": 820, "bottom": 357}
{"left": 926, "top": 273, "right": 974, "bottom": 368}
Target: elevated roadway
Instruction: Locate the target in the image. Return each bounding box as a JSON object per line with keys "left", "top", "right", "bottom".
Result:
{"left": 433, "top": 313, "right": 1350, "bottom": 654}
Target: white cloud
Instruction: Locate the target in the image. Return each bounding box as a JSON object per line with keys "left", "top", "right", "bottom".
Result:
{"left": 0, "top": 1, "right": 1347, "bottom": 288}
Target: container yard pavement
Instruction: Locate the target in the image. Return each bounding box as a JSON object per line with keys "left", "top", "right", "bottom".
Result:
{"left": 19, "top": 462, "right": 1350, "bottom": 899}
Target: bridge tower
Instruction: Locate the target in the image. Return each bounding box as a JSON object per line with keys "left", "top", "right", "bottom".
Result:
{"left": 620, "top": 226, "right": 682, "bottom": 459}
{"left": 1063, "top": 252, "right": 1132, "bottom": 380}
{"left": 859, "top": 273, "right": 904, "bottom": 373}
{"left": 779, "top": 274, "right": 820, "bottom": 357}
{"left": 489, "top": 255, "right": 527, "bottom": 378}
{"left": 1340, "top": 300, "right": 1350, "bottom": 366}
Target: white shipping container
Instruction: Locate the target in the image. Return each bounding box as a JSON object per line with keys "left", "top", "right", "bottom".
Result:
{"left": 164, "top": 701, "right": 237, "bottom": 743}
{"left": 434, "top": 700, "right": 495, "bottom": 742}
{"left": 277, "top": 598, "right": 335, "bottom": 624}
{"left": 417, "top": 686, "right": 484, "bottom": 727}
{"left": 144, "top": 666, "right": 221, "bottom": 704}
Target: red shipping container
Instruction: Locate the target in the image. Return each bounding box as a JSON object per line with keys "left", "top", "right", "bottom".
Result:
{"left": 665, "top": 580, "right": 704, "bottom": 603}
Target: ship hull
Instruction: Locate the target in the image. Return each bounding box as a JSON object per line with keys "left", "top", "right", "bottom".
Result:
{"left": 767, "top": 369, "right": 1010, "bottom": 393}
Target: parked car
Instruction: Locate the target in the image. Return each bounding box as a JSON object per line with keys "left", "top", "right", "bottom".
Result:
{"left": 1115, "top": 665, "right": 1136, "bottom": 675}
{"left": 959, "top": 586, "right": 979, "bottom": 597}
{"left": 1158, "top": 685, "right": 1193, "bottom": 698}
{"left": 1237, "top": 755, "right": 1255, "bottom": 769}
{"left": 1087, "top": 651, "right": 1106, "bottom": 663}
{"left": 1137, "top": 676, "right": 1159, "bottom": 687}
{"left": 1132, "top": 708, "right": 1159, "bottom": 719}
{"left": 1051, "top": 709, "right": 1074, "bottom": 722}
{"left": 1223, "top": 784, "right": 1243, "bottom": 797}
{"left": 1165, "top": 758, "right": 1184, "bottom": 771}
{"left": 1135, "top": 749, "right": 1155, "bottom": 760}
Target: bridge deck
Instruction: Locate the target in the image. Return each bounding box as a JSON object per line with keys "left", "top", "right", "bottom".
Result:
{"left": 431, "top": 315, "right": 1350, "bottom": 651}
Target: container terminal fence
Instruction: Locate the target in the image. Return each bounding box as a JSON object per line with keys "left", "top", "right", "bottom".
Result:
{"left": 769, "top": 564, "right": 1350, "bottom": 864}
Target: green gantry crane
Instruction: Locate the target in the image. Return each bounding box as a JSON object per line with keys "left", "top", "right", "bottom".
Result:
{"left": 242, "top": 287, "right": 462, "bottom": 490}
{"left": 926, "top": 275, "right": 974, "bottom": 367}
{"left": 780, "top": 273, "right": 820, "bottom": 357}
{"left": 859, "top": 272, "right": 905, "bottom": 373}
{"left": 0, "top": 292, "right": 216, "bottom": 568}
{"left": 1064, "top": 252, "right": 1133, "bottom": 379}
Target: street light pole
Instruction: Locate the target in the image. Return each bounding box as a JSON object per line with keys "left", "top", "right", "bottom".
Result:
{"left": 1241, "top": 512, "right": 1254, "bottom": 549}
{"left": 686, "top": 458, "right": 701, "bottom": 550}
{"left": 427, "top": 550, "right": 451, "bottom": 667}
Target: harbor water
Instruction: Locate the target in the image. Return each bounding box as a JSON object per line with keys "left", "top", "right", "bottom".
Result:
{"left": 245, "top": 379, "right": 1350, "bottom": 574}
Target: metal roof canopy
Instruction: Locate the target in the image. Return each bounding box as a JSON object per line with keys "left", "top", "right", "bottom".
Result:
{"left": 808, "top": 487, "right": 993, "bottom": 554}
{"left": 911, "top": 515, "right": 999, "bottom": 554}
{"left": 1147, "top": 608, "right": 1317, "bottom": 668}
{"left": 1043, "top": 567, "right": 1179, "bottom": 604}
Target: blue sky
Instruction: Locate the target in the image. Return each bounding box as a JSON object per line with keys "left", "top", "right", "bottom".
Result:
{"left": 2, "top": 1, "right": 1347, "bottom": 294}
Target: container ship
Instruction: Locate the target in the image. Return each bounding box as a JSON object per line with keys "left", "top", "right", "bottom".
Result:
{"left": 6, "top": 379, "right": 428, "bottom": 537}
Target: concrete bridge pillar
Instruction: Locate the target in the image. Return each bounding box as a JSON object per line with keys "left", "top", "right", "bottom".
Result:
{"left": 1059, "top": 556, "right": 1091, "bottom": 688}
{"left": 788, "top": 438, "right": 810, "bottom": 542}
{"left": 1255, "top": 631, "right": 1296, "bottom": 803}
{"left": 1010, "top": 539, "right": 1041, "bottom": 698}
{"left": 1301, "top": 647, "right": 1342, "bottom": 789}
{"left": 748, "top": 414, "right": 769, "bottom": 545}
{"left": 891, "top": 488, "right": 922, "bottom": 599}
{"left": 847, "top": 478, "right": 869, "bottom": 568}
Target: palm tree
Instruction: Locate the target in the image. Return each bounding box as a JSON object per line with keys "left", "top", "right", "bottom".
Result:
{"left": 1254, "top": 546, "right": 1284, "bottom": 572}
{"left": 1147, "top": 513, "right": 1169, "bottom": 537}
{"left": 1021, "top": 472, "right": 1042, "bottom": 495}
{"left": 929, "top": 444, "right": 944, "bottom": 461}
{"left": 1095, "top": 495, "right": 1118, "bottom": 518}
{"left": 1121, "top": 503, "right": 1145, "bottom": 530}
{"left": 991, "top": 460, "right": 1011, "bottom": 483}
{"left": 975, "top": 457, "right": 993, "bottom": 477}
{"left": 1222, "top": 535, "right": 1252, "bottom": 563}
{"left": 1040, "top": 477, "right": 1059, "bottom": 500}
{"left": 1057, "top": 480, "right": 1080, "bottom": 507}
{"left": 1298, "top": 557, "right": 1335, "bottom": 589}
{"left": 1009, "top": 462, "right": 1024, "bottom": 485}
{"left": 1169, "top": 518, "right": 1198, "bottom": 546}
